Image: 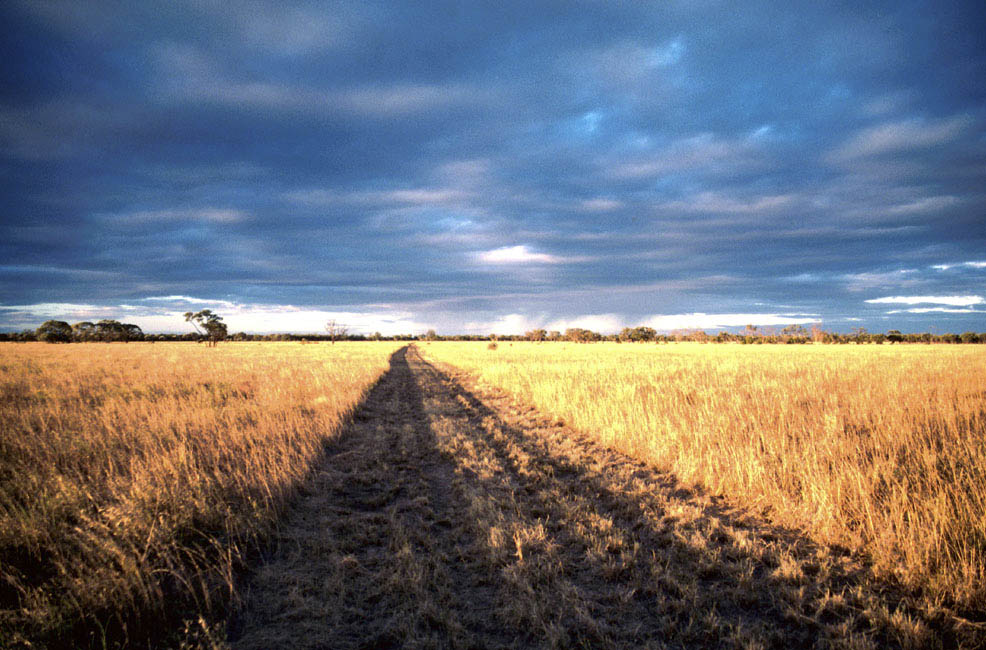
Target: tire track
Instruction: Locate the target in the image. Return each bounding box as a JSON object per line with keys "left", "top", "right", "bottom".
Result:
{"left": 230, "top": 345, "right": 950, "bottom": 649}
{"left": 230, "top": 346, "right": 514, "bottom": 649}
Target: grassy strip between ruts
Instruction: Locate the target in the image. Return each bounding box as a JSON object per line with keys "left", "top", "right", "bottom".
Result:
{"left": 418, "top": 341, "right": 986, "bottom": 620}
{"left": 0, "top": 341, "right": 401, "bottom": 649}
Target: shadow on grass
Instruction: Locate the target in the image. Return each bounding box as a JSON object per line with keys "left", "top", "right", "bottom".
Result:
{"left": 230, "top": 346, "right": 517, "bottom": 648}
{"left": 408, "top": 348, "right": 961, "bottom": 649}
{"left": 228, "top": 346, "right": 965, "bottom": 649}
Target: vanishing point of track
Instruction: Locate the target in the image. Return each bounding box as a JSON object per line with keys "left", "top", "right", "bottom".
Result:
{"left": 230, "top": 346, "right": 952, "bottom": 649}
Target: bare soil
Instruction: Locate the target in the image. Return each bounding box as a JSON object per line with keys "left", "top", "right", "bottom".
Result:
{"left": 228, "top": 346, "right": 973, "bottom": 649}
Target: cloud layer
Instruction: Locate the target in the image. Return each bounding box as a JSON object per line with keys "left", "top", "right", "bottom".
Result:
{"left": 1, "top": 1, "right": 985, "bottom": 333}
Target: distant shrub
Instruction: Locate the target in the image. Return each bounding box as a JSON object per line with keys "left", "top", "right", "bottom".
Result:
{"left": 487, "top": 342, "right": 498, "bottom": 350}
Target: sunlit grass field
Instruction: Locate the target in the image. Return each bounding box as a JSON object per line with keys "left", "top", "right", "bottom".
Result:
{"left": 419, "top": 341, "right": 986, "bottom": 614}
{"left": 0, "top": 341, "right": 400, "bottom": 648}
{"left": 4, "top": 339, "right": 984, "bottom": 646}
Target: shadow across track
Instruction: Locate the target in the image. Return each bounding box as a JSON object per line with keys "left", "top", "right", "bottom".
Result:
{"left": 229, "top": 345, "right": 946, "bottom": 649}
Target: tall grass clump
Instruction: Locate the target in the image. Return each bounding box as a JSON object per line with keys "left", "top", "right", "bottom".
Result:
{"left": 420, "top": 342, "right": 986, "bottom": 614}
{"left": 0, "top": 341, "right": 400, "bottom": 648}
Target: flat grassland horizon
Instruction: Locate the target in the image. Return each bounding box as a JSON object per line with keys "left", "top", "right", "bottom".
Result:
{"left": 1, "top": 340, "right": 984, "bottom": 647}
{"left": 420, "top": 341, "right": 986, "bottom": 616}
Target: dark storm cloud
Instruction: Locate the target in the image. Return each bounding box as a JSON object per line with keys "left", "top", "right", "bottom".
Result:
{"left": 2, "top": 0, "right": 985, "bottom": 333}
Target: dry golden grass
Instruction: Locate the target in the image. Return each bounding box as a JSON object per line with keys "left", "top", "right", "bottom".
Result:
{"left": 419, "top": 341, "right": 986, "bottom": 615}
{"left": 232, "top": 345, "right": 981, "bottom": 648}
{"left": 0, "top": 341, "right": 400, "bottom": 648}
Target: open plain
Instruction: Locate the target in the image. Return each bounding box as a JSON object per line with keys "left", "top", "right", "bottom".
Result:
{"left": 235, "top": 343, "right": 984, "bottom": 649}
{"left": 2, "top": 342, "right": 984, "bottom": 648}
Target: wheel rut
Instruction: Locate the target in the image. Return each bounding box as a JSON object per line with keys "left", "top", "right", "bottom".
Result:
{"left": 230, "top": 346, "right": 509, "bottom": 649}
{"left": 230, "top": 345, "right": 945, "bottom": 649}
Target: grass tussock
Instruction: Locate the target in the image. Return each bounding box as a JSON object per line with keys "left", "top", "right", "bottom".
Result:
{"left": 0, "top": 341, "right": 400, "bottom": 648}
{"left": 420, "top": 342, "right": 986, "bottom": 614}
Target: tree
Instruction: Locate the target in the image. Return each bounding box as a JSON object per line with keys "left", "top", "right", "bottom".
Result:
{"left": 565, "top": 328, "right": 598, "bottom": 343}
{"left": 781, "top": 324, "right": 809, "bottom": 338}
{"left": 688, "top": 329, "right": 710, "bottom": 343}
{"left": 629, "top": 326, "right": 657, "bottom": 342}
{"left": 36, "top": 320, "right": 72, "bottom": 343}
{"left": 425, "top": 329, "right": 438, "bottom": 341}
{"left": 325, "top": 319, "right": 348, "bottom": 344}
{"left": 526, "top": 329, "right": 547, "bottom": 342}
{"left": 72, "top": 321, "right": 96, "bottom": 342}
{"left": 122, "top": 323, "right": 144, "bottom": 342}
{"left": 96, "top": 319, "right": 126, "bottom": 341}
{"left": 185, "top": 310, "right": 228, "bottom": 347}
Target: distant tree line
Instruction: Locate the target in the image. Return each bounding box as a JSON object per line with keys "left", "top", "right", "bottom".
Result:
{"left": 5, "top": 321, "right": 985, "bottom": 344}
{"left": 3, "top": 323, "right": 424, "bottom": 343}
{"left": 24, "top": 319, "right": 147, "bottom": 343}
{"left": 512, "top": 324, "right": 986, "bottom": 345}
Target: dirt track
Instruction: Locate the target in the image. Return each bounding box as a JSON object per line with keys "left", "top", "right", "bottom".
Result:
{"left": 228, "top": 346, "right": 939, "bottom": 649}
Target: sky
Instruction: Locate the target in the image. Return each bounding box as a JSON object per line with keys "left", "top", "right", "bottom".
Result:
{"left": 1, "top": 1, "right": 985, "bottom": 336}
